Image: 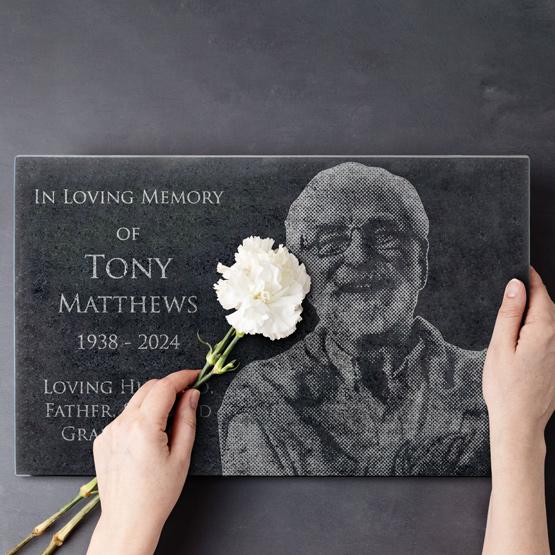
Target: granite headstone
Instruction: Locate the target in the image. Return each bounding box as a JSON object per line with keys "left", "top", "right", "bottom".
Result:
{"left": 14, "top": 155, "right": 529, "bottom": 476}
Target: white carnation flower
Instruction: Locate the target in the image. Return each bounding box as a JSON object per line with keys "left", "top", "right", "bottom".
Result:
{"left": 213, "top": 236, "right": 311, "bottom": 340}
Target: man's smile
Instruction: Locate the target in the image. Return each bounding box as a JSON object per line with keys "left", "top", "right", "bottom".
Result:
{"left": 335, "top": 272, "right": 398, "bottom": 294}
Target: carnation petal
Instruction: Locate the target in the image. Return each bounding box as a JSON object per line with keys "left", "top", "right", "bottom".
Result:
{"left": 214, "top": 236, "right": 311, "bottom": 339}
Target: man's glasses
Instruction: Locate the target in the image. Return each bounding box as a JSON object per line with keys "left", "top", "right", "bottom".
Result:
{"left": 300, "top": 222, "right": 414, "bottom": 258}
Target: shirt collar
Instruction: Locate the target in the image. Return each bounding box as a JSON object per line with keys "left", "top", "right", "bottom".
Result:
{"left": 304, "top": 316, "right": 449, "bottom": 391}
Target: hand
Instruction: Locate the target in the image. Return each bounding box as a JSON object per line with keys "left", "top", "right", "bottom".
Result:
{"left": 483, "top": 267, "right": 555, "bottom": 443}
{"left": 482, "top": 268, "right": 554, "bottom": 555}
{"left": 87, "top": 370, "right": 200, "bottom": 555}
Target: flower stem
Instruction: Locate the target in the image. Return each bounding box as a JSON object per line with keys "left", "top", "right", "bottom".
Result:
{"left": 196, "top": 326, "right": 235, "bottom": 383}
{"left": 194, "top": 328, "right": 244, "bottom": 387}
{"left": 194, "top": 367, "right": 214, "bottom": 388}
{"left": 5, "top": 478, "right": 99, "bottom": 555}
{"left": 41, "top": 495, "right": 100, "bottom": 555}
{"left": 81, "top": 477, "right": 97, "bottom": 494}
{"left": 196, "top": 359, "right": 213, "bottom": 386}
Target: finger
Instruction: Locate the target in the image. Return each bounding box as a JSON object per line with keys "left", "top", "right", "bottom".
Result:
{"left": 140, "top": 369, "right": 200, "bottom": 429}
{"left": 122, "top": 379, "right": 158, "bottom": 413}
{"left": 525, "top": 266, "right": 554, "bottom": 323}
{"left": 489, "top": 278, "right": 527, "bottom": 353}
{"left": 169, "top": 388, "right": 200, "bottom": 465}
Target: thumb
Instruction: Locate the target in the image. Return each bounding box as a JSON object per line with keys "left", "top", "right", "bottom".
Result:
{"left": 489, "top": 278, "right": 527, "bottom": 353}
{"left": 169, "top": 388, "right": 199, "bottom": 466}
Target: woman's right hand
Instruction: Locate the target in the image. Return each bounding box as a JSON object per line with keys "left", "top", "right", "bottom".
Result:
{"left": 483, "top": 266, "right": 555, "bottom": 441}
{"left": 87, "top": 370, "right": 200, "bottom": 555}
{"left": 482, "top": 267, "right": 555, "bottom": 555}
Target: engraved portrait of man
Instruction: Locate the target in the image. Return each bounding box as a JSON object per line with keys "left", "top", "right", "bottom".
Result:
{"left": 218, "top": 162, "right": 489, "bottom": 476}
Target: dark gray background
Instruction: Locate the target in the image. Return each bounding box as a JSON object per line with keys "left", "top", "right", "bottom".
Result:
{"left": 0, "top": 1, "right": 553, "bottom": 553}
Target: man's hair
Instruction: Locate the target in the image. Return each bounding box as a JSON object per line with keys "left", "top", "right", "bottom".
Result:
{"left": 285, "top": 162, "right": 429, "bottom": 255}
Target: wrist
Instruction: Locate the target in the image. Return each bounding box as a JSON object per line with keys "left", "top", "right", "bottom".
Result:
{"left": 88, "top": 514, "right": 163, "bottom": 555}
{"left": 489, "top": 418, "right": 546, "bottom": 460}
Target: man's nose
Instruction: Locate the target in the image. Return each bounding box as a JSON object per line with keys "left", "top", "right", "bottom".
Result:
{"left": 344, "top": 228, "right": 371, "bottom": 266}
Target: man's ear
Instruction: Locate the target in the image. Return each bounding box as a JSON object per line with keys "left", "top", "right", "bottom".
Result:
{"left": 418, "top": 239, "right": 429, "bottom": 290}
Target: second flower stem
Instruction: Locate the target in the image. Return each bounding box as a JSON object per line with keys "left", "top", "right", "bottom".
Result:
{"left": 194, "top": 327, "right": 244, "bottom": 388}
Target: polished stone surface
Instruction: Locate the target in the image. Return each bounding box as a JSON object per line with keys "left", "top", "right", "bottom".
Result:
{"left": 14, "top": 156, "right": 528, "bottom": 476}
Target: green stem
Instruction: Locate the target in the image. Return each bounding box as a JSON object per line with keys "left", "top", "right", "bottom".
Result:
{"left": 196, "top": 359, "right": 213, "bottom": 384}
{"left": 194, "top": 372, "right": 214, "bottom": 388}
{"left": 79, "top": 477, "right": 98, "bottom": 498}
{"left": 4, "top": 532, "right": 37, "bottom": 555}
{"left": 216, "top": 326, "right": 235, "bottom": 352}
{"left": 196, "top": 326, "right": 235, "bottom": 383}
{"left": 222, "top": 329, "right": 244, "bottom": 357}
{"left": 5, "top": 478, "right": 98, "bottom": 555}
{"left": 194, "top": 329, "right": 244, "bottom": 387}
{"left": 41, "top": 495, "right": 100, "bottom": 555}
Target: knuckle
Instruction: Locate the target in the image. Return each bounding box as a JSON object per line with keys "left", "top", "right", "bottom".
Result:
{"left": 107, "top": 414, "right": 133, "bottom": 437}
{"left": 545, "top": 325, "right": 555, "bottom": 344}
{"left": 157, "top": 377, "right": 174, "bottom": 394}
{"left": 498, "top": 305, "right": 522, "bottom": 319}
{"left": 541, "top": 308, "right": 554, "bottom": 325}
{"left": 100, "top": 421, "right": 113, "bottom": 436}
{"left": 527, "top": 318, "right": 555, "bottom": 339}
{"left": 110, "top": 417, "right": 124, "bottom": 432}
{"left": 141, "top": 378, "right": 158, "bottom": 390}
{"left": 129, "top": 415, "right": 148, "bottom": 435}
{"left": 183, "top": 414, "right": 197, "bottom": 431}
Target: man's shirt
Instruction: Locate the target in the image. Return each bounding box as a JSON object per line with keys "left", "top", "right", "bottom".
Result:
{"left": 218, "top": 317, "right": 489, "bottom": 476}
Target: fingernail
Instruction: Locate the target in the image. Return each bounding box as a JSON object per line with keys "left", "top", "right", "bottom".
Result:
{"left": 189, "top": 389, "right": 200, "bottom": 410}
{"left": 506, "top": 279, "right": 521, "bottom": 298}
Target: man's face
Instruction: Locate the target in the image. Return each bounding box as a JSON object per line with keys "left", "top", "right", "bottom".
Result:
{"left": 299, "top": 200, "right": 427, "bottom": 340}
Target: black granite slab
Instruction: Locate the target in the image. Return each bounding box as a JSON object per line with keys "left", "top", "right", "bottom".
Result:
{"left": 15, "top": 155, "right": 529, "bottom": 475}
